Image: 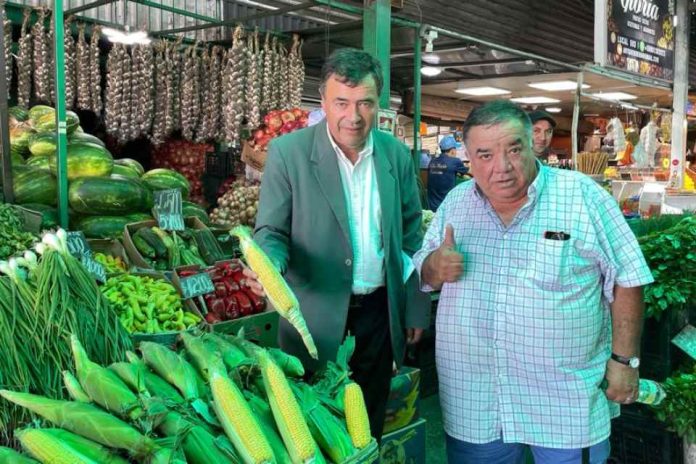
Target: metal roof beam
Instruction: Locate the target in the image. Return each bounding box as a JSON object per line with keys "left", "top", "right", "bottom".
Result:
{"left": 65, "top": 0, "right": 118, "bottom": 16}
{"left": 391, "top": 57, "right": 531, "bottom": 70}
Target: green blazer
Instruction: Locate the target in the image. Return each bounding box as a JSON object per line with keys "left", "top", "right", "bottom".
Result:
{"left": 254, "top": 120, "right": 430, "bottom": 370}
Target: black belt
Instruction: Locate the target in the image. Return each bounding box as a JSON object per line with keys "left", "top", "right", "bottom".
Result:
{"left": 349, "top": 286, "right": 386, "bottom": 308}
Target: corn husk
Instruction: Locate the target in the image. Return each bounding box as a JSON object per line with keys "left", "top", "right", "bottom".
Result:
{"left": 0, "top": 446, "right": 39, "bottom": 463}
{"left": 180, "top": 331, "right": 226, "bottom": 380}
{"left": 139, "top": 342, "right": 200, "bottom": 401}
{"left": 108, "top": 362, "right": 148, "bottom": 396}
{"left": 62, "top": 370, "right": 91, "bottom": 403}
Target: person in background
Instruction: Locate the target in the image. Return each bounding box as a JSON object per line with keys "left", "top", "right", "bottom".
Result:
{"left": 414, "top": 100, "right": 653, "bottom": 464}
{"left": 427, "top": 135, "right": 468, "bottom": 211}
{"left": 420, "top": 149, "right": 432, "bottom": 169}
{"left": 529, "top": 110, "right": 558, "bottom": 162}
{"left": 245, "top": 48, "right": 430, "bottom": 441}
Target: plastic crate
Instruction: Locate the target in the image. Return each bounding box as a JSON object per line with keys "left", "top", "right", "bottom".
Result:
{"left": 205, "top": 149, "right": 235, "bottom": 178}
{"left": 640, "top": 308, "right": 690, "bottom": 381}
{"left": 609, "top": 407, "right": 682, "bottom": 464}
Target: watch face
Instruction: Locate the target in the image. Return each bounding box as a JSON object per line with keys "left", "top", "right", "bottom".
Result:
{"left": 629, "top": 358, "right": 640, "bottom": 368}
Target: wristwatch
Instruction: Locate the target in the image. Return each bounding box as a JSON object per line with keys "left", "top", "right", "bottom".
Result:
{"left": 611, "top": 353, "right": 640, "bottom": 369}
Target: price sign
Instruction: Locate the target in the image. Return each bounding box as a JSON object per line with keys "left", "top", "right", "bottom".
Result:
{"left": 672, "top": 324, "right": 696, "bottom": 360}
{"left": 81, "top": 255, "right": 107, "bottom": 283}
{"left": 153, "top": 189, "right": 185, "bottom": 231}
{"left": 67, "top": 231, "right": 91, "bottom": 258}
{"left": 180, "top": 272, "right": 215, "bottom": 299}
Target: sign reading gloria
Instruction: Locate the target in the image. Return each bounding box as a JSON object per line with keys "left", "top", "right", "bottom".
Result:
{"left": 605, "top": 0, "right": 674, "bottom": 80}
{"left": 153, "top": 189, "right": 185, "bottom": 231}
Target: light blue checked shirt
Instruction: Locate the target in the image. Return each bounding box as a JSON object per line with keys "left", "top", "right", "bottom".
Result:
{"left": 413, "top": 163, "right": 654, "bottom": 448}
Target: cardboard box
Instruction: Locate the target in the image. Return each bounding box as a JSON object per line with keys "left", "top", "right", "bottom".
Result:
{"left": 379, "top": 418, "right": 426, "bottom": 464}
{"left": 87, "top": 239, "right": 131, "bottom": 274}
{"left": 212, "top": 309, "right": 279, "bottom": 349}
{"left": 241, "top": 141, "right": 267, "bottom": 171}
{"left": 122, "top": 217, "right": 209, "bottom": 270}
{"left": 383, "top": 367, "right": 421, "bottom": 434}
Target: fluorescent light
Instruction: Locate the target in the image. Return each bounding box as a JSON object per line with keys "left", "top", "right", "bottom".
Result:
{"left": 454, "top": 86, "right": 510, "bottom": 96}
{"left": 528, "top": 80, "right": 590, "bottom": 91}
{"left": 421, "top": 66, "right": 442, "bottom": 77}
{"left": 422, "top": 53, "right": 440, "bottom": 64}
{"left": 101, "top": 27, "right": 123, "bottom": 38}
{"left": 590, "top": 92, "right": 637, "bottom": 101}
{"left": 104, "top": 28, "right": 151, "bottom": 45}
{"left": 510, "top": 96, "right": 561, "bottom": 104}
{"left": 545, "top": 107, "right": 562, "bottom": 113}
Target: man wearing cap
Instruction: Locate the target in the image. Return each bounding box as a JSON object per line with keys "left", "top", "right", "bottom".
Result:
{"left": 529, "top": 110, "right": 559, "bottom": 161}
{"left": 427, "top": 135, "right": 468, "bottom": 211}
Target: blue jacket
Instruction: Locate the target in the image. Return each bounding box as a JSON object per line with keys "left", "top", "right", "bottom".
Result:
{"left": 427, "top": 154, "right": 468, "bottom": 211}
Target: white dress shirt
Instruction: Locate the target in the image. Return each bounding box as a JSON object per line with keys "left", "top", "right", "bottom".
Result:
{"left": 327, "top": 125, "right": 385, "bottom": 294}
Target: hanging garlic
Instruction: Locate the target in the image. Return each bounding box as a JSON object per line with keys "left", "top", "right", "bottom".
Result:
{"left": 261, "top": 32, "right": 273, "bottom": 111}
{"left": 32, "top": 8, "right": 51, "bottom": 103}
{"left": 76, "top": 22, "right": 91, "bottom": 110}
{"left": 181, "top": 43, "right": 200, "bottom": 141}
{"left": 105, "top": 42, "right": 125, "bottom": 136}
{"left": 118, "top": 45, "right": 134, "bottom": 144}
{"left": 223, "top": 26, "right": 247, "bottom": 145}
{"left": 89, "top": 26, "right": 102, "bottom": 114}
{"left": 63, "top": 17, "right": 77, "bottom": 110}
{"left": 150, "top": 40, "right": 167, "bottom": 145}
{"left": 3, "top": 9, "right": 12, "bottom": 92}
{"left": 211, "top": 46, "right": 224, "bottom": 141}
{"left": 16, "top": 9, "right": 32, "bottom": 108}
{"left": 196, "top": 46, "right": 212, "bottom": 142}
{"left": 245, "top": 29, "right": 261, "bottom": 129}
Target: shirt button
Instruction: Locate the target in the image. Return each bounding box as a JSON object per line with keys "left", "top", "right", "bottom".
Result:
{"left": 345, "top": 259, "right": 352, "bottom": 266}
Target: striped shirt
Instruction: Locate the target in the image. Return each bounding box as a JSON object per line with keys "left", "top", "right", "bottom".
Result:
{"left": 413, "top": 164, "right": 653, "bottom": 448}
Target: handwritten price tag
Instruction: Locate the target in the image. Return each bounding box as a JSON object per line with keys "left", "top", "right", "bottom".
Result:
{"left": 180, "top": 272, "right": 215, "bottom": 299}
{"left": 67, "top": 231, "right": 91, "bottom": 258}
{"left": 153, "top": 189, "right": 185, "bottom": 231}
{"left": 81, "top": 255, "right": 106, "bottom": 283}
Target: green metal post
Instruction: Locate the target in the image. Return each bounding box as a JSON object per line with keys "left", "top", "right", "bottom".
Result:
{"left": 362, "top": 0, "right": 390, "bottom": 109}
{"left": 413, "top": 29, "right": 421, "bottom": 167}
{"left": 53, "top": 0, "right": 69, "bottom": 228}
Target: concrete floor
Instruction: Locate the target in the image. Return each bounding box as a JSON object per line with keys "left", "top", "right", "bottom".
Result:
{"left": 421, "top": 394, "right": 447, "bottom": 464}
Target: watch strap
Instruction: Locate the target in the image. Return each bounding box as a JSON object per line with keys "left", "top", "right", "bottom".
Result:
{"left": 611, "top": 352, "right": 638, "bottom": 366}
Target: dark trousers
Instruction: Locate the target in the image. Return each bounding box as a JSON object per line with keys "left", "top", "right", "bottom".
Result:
{"left": 345, "top": 286, "right": 393, "bottom": 442}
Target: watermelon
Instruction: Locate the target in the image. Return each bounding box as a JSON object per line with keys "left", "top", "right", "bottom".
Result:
{"left": 28, "top": 132, "right": 57, "bottom": 157}
{"left": 9, "top": 106, "right": 29, "bottom": 123}
{"left": 28, "top": 105, "right": 55, "bottom": 123}
{"left": 126, "top": 212, "right": 153, "bottom": 223}
{"left": 69, "top": 176, "right": 154, "bottom": 215}
{"left": 11, "top": 152, "right": 25, "bottom": 165}
{"left": 48, "top": 142, "right": 114, "bottom": 180}
{"left": 142, "top": 168, "right": 191, "bottom": 199}
{"left": 183, "top": 201, "right": 209, "bottom": 225}
{"left": 112, "top": 164, "right": 140, "bottom": 178}
{"left": 33, "top": 110, "right": 80, "bottom": 135}
{"left": 114, "top": 158, "right": 145, "bottom": 177}
{"left": 10, "top": 124, "right": 34, "bottom": 157}
{"left": 76, "top": 215, "right": 131, "bottom": 239}
{"left": 26, "top": 155, "right": 51, "bottom": 170}
{"left": 12, "top": 166, "right": 57, "bottom": 205}
{"left": 70, "top": 132, "right": 105, "bottom": 147}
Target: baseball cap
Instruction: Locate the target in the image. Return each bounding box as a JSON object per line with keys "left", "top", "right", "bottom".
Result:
{"left": 439, "top": 135, "right": 458, "bottom": 152}
{"left": 528, "top": 110, "right": 557, "bottom": 128}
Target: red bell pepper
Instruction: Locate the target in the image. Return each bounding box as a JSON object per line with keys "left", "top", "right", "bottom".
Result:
{"left": 241, "top": 288, "right": 266, "bottom": 313}
{"left": 224, "top": 296, "right": 240, "bottom": 320}
{"left": 233, "top": 291, "right": 254, "bottom": 316}
{"left": 207, "top": 297, "right": 226, "bottom": 317}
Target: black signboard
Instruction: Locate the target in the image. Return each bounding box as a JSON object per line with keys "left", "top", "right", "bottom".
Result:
{"left": 67, "top": 231, "right": 91, "bottom": 258}
{"left": 153, "top": 189, "right": 185, "bottom": 231}
{"left": 606, "top": 0, "right": 674, "bottom": 80}
{"left": 180, "top": 272, "right": 215, "bottom": 299}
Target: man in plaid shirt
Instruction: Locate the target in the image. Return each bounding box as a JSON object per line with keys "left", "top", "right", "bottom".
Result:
{"left": 413, "top": 100, "right": 653, "bottom": 464}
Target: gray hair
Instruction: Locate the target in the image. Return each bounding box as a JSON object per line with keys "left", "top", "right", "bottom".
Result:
{"left": 462, "top": 100, "right": 533, "bottom": 146}
{"left": 319, "top": 48, "right": 383, "bottom": 96}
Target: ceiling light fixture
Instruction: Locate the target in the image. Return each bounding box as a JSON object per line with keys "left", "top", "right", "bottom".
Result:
{"left": 454, "top": 86, "right": 511, "bottom": 96}
{"left": 528, "top": 80, "right": 590, "bottom": 91}
{"left": 590, "top": 91, "right": 638, "bottom": 101}
{"left": 510, "top": 96, "right": 561, "bottom": 104}
{"left": 420, "top": 66, "right": 442, "bottom": 77}
{"left": 102, "top": 27, "right": 151, "bottom": 45}
{"left": 545, "top": 107, "right": 562, "bottom": 113}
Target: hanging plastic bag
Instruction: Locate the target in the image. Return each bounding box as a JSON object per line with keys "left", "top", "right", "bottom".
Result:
{"left": 606, "top": 117, "right": 626, "bottom": 156}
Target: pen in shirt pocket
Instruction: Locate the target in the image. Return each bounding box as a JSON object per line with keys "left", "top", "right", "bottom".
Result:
{"left": 544, "top": 231, "right": 571, "bottom": 241}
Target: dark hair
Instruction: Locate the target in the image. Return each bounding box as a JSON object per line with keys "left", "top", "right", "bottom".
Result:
{"left": 462, "top": 100, "right": 532, "bottom": 144}
{"left": 319, "top": 48, "right": 383, "bottom": 95}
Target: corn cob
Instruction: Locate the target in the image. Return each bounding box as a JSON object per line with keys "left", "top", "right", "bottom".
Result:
{"left": 108, "top": 362, "right": 148, "bottom": 396}
{"left": 17, "top": 428, "right": 99, "bottom": 464}
{"left": 230, "top": 226, "right": 318, "bottom": 359}
{"left": 180, "top": 331, "right": 226, "bottom": 380}
{"left": 0, "top": 446, "right": 39, "bottom": 464}
{"left": 62, "top": 370, "right": 91, "bottom": 403}
{"left": 257, "top": 351, "right": 318, "bottom": 463}
{"left": 37, "top": 428, "right": 129, "bottom": 464}
{"left": 268, "top": 348, "right": 304, "bottom": 378}
{"left": 0, "top": 390, "right": 157, "bottom": 457}
{"left": 205, "top": 333, "right": 253, "bottom": 371}
{"left": 125, "top": 351, "right": 186, "bottom": 404}
{"left": 139, "top": 341, "right": 199, "bottom": 401}
{"left": 210, "top": 372, "right": 275, "bottom": 464}
{"left": 344, "top": 383, "right": 371, "bottom": 449}
{"left": 70, "top": 335, "right": 143, "bottom": 421}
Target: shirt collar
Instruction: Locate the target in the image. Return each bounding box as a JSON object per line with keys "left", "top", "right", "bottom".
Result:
{"left": 326, "top": 124, "right": 374, "bottom": 163}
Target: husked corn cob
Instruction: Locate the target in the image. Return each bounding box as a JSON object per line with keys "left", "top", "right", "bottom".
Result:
{"left": 230, "top": 226, "right": 318, "bottom": 359}
{"left": 257, "top": 351, "right": 318, "bottom": 463}
{"left": 0, "top": 446, "right": 40, "bottom": 463}
{"left": 0, "top": 390, "right": 158, "bottom": 457}
{"left": 344, "top": 383, "right": 371, "bottom": 449}
{"left": 17, "top": 428, "right": 98, "bottom": 464}
{"left": 209, "top": 372, "right": 275, "bottom": 464}
{"left": 37, "top": 428, "right": 129, "bottom": 464}
{"left": 62, "top": 371, "right": 91, "bottom": 403}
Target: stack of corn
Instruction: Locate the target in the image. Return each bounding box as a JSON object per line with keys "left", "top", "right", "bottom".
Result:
{"left": 0, "top": 332, "right": 378, "bottom": 464}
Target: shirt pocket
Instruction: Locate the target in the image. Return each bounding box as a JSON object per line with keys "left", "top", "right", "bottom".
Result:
{"left": 525, "top": 239, "right": 573, "bottom": 290}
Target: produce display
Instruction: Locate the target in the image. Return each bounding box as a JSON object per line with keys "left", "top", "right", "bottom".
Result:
{"left": 0, "top": 204, "right": 38, "bottom": 260}
{"left": 248, "top": 107, "right": 309, "bottom": 151}
{"left": 179, "top": 260, "right": 266, "bottom": 324}
{"left": 0, "top": 229, "right": 132, "bottom": 441}
{"left": 130, "top": 225, "right": 223, "bottom": 270}
{"left": 151, "top": 139, "right": 210, "bottom": 205}
{"left": 93, "top": 252, "right": 128, "bottom": 274}
{"left": 209, "top": 178, "right": 260, "bottom": 228}
{"left": 101, "top": 274, "right": 202, "bottom": 334}
{"left": 0, "top": 332, "right": 379, "bottom": 463}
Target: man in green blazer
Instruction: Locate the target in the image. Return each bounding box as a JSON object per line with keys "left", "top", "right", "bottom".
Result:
{"left": 247, "top": 48, "right": 430, "bottom": 440}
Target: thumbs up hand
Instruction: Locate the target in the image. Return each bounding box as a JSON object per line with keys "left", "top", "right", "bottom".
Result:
{"left": 423, "top": 224, "right": 465, "bottom": 289}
